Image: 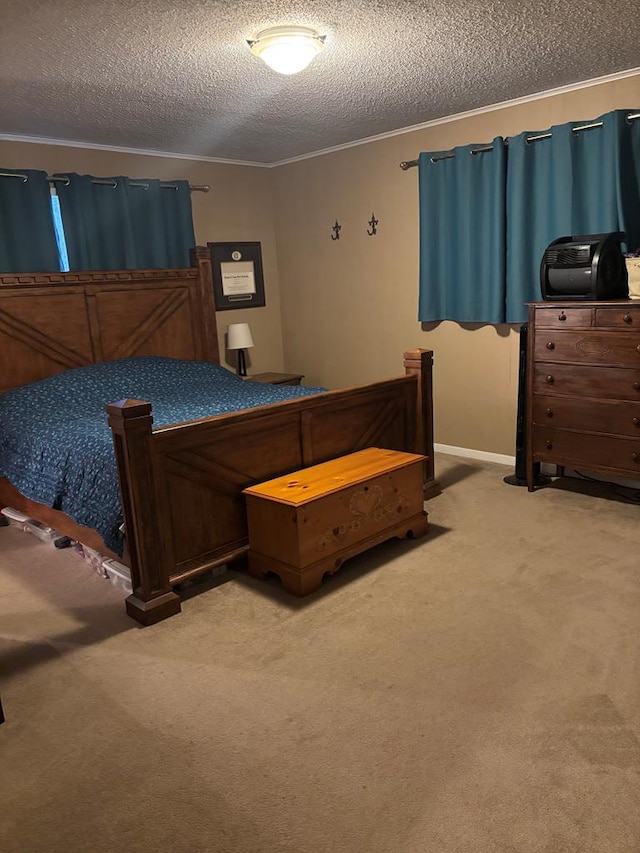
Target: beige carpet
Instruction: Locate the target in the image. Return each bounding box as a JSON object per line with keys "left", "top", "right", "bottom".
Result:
{"left": 1, "top": 453, "right": 639, "bottom": 853}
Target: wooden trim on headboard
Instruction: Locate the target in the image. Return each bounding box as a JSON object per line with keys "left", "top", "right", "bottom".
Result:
{"left": 0, "top": 248, "right": 219, "bottom": 394}
{"left": 190, "top": 245, "right": 219, "bottom": 362}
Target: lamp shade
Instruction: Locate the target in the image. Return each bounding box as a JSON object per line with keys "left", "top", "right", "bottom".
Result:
{"left": 248, "top": 26, "right": 325, "bottom": 75}
{"left": 227, "top": 323, "right": 254, "bottom": 350}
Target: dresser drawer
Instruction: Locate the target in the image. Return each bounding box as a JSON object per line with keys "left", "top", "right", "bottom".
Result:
{"left": 532, "top": 395, "right": 640, "bottom": 436}
{"left": 533, "top": 307, "right": 593, "bottom": 329}
{"left": 595, "top": 307, "right": 640, "bottom": 328}
{"left": 532, "top": 427, "right": 640, "bottom": 473}
{"left": 533, "top": 363, "right": 640, "bottom": 401}
{"left": 534, "top": 330, "right": 640, "bottom": 366}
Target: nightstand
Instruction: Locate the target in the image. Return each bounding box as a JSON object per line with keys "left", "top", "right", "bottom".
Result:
{"left": 248, "top": 372, "right": 304, "bottom": 386}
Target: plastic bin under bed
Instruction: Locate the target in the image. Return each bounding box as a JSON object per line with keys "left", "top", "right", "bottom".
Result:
{"left": 1, "top": 506, "right": 63, "bottom": 544}
{"left": 1, "top": 506, "right": 133, "bottom": 595}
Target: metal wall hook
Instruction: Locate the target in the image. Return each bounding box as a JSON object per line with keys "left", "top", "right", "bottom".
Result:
{"left": 367, "top": 213, "right": 379, "bottom": 236}
{"left": 331, "top": 220, "right": 342, "bottom": 240}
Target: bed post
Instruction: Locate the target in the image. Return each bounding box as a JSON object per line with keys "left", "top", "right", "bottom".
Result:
{"left": 190, "top": 246, "right": 220, "bottom": 363}
{"left": 403, "top": 349, "right": 440, "bottom": 498}
{"left": 107, "top": 399, "right": 181, "bottom": 626}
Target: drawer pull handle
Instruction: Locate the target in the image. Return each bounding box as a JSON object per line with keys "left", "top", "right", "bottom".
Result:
{"left": 546, "top": 408, "right": 553, "bottom": 417}
{"left": 546, "top": 341, "right": 555, "bottom": 350}
{"left": 558, "top": 312, "right": 567, "bottom": 321}
{"left": 546, "top": 441, "right": 553, "bottom": 450}
{"left": 624, "top": 314, "right": 633, "bottom": 324}
{"left": 636, "top": 345, "right": 640, "bottom": 353}
{"left": 545, "top": 375, "right": 554, "bottom": 384}
{"left": 635, "top": 382, "right": 640, "bottom": 391}
{"left": 634, "top": 417, "right": 640, "bottom": 426}
{"left": 633, "top": 453, "right": 640, "bottom": 463}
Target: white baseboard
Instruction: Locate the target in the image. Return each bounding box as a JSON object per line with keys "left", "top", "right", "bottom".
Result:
{"left": 434, "top": 443, "right": 515, "bottom": 468}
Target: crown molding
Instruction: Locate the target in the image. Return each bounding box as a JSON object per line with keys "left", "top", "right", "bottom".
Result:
{"left": 272, "top": 66, "right": 640, "bottom": 167}
{"left": 1, "top": 66, "right": 638, "bottom": 169}
{"left": 0, "top": 132, "right": 270, "bottom": 168}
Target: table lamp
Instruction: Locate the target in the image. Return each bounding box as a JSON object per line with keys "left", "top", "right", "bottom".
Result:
{"left": 227, "top": 322, "right": 254, "bottom": 376}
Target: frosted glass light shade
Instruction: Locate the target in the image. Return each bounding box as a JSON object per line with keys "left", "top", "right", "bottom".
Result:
{"left": 249, "top": 26, "right": 325, "bottom": 75}
{"left": 227, "top": 323, "right": 254, "bottom": 350}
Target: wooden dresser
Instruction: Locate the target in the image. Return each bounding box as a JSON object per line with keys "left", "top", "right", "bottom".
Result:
{"left": 526, "top": 300, "right": 640, "bottom": 490}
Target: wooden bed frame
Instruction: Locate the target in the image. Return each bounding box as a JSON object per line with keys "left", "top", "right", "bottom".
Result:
{"left": 0, "top": 247, "right": 438, "bottom": 625}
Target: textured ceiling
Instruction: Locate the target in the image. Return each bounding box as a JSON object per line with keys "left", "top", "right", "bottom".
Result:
{"left": 1, "top": 0, "right": 639, "bottom": 164}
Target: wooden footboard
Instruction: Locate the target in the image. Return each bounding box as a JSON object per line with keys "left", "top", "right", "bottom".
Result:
{"left": 108, "top": 349, "right": 437, "bottom": 625}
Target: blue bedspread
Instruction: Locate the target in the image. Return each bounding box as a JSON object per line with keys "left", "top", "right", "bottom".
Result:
{"left": 0, "top": 357, "right": 325, "bottom": 555}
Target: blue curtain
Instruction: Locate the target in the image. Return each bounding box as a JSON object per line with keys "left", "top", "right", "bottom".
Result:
{"left": 0, "top": 169, "right": 60, "bottom": 272}
{"left": 55, "top": 174, "right": 195, "bottom": 270}
{"left": 124, "top": 178, "right": 196, "bottom": 268}
{"left": 418, "top": 109, "right": 640, "bottom": 324}
{"left": 613, "top": 110, "right": 640, "bottom": 253}
{"left": 418, "top": 139, "right": 506, "bottom": 323}
{"left": 506, "top": 109, "right": 640, "bottom": 322}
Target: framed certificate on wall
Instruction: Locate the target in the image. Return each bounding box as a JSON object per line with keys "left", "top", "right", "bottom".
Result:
{"left": 208, "top": 241, "right": 266, "bottom": 310}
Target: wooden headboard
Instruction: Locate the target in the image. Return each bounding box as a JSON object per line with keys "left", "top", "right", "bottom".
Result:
{"left": 0, "top": 246, "right": 219, "bottom": 395}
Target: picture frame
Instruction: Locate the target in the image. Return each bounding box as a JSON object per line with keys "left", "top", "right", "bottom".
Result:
{"left": 208, "top": 241, "right": 266, "bottom": 310}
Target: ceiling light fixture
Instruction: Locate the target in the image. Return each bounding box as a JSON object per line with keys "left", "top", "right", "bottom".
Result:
{"left": 248, "top": 26, "right": 326, "bottom": 75}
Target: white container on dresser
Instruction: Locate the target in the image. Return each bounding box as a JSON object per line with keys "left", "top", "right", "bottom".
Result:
{"left": 526, "top": 301, "right": 640, "bottom": 491}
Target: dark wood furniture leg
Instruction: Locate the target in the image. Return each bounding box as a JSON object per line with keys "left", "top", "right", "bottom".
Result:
{"left": 107, "top": 400, "right": 181, "bottom": 626}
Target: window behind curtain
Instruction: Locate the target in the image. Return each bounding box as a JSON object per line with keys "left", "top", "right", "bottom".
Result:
{"left": 49, "top": 187, "right": 70, "bottom": 272}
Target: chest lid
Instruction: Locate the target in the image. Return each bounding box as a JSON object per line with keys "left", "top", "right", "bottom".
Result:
{"left": 243, "top": 447, "right": 425, "bottom": 506}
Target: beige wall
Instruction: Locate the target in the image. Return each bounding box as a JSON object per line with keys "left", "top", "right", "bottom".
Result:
{"left": 3, "top": 72, "right": 639, "bottom": 454}
{"left": 0, "top": 140, "right": 283, "bottom": 375}
{"left": 273, "top": 74, "right": 640, "bottom": 456}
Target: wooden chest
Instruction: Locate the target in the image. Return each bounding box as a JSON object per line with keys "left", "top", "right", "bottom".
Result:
{"left": 526, "top": 300, "right": 640, "bottom": 489}
{"left": 243, "top": 447, "right": 429, "bottom": 595}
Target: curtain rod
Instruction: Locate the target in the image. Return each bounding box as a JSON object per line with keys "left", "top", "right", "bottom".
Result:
{"left": 399, "top": 111, "right": 640, "bottom": 169}
{"left": 0, "top": 171, "right": 209, "bottom": 191}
